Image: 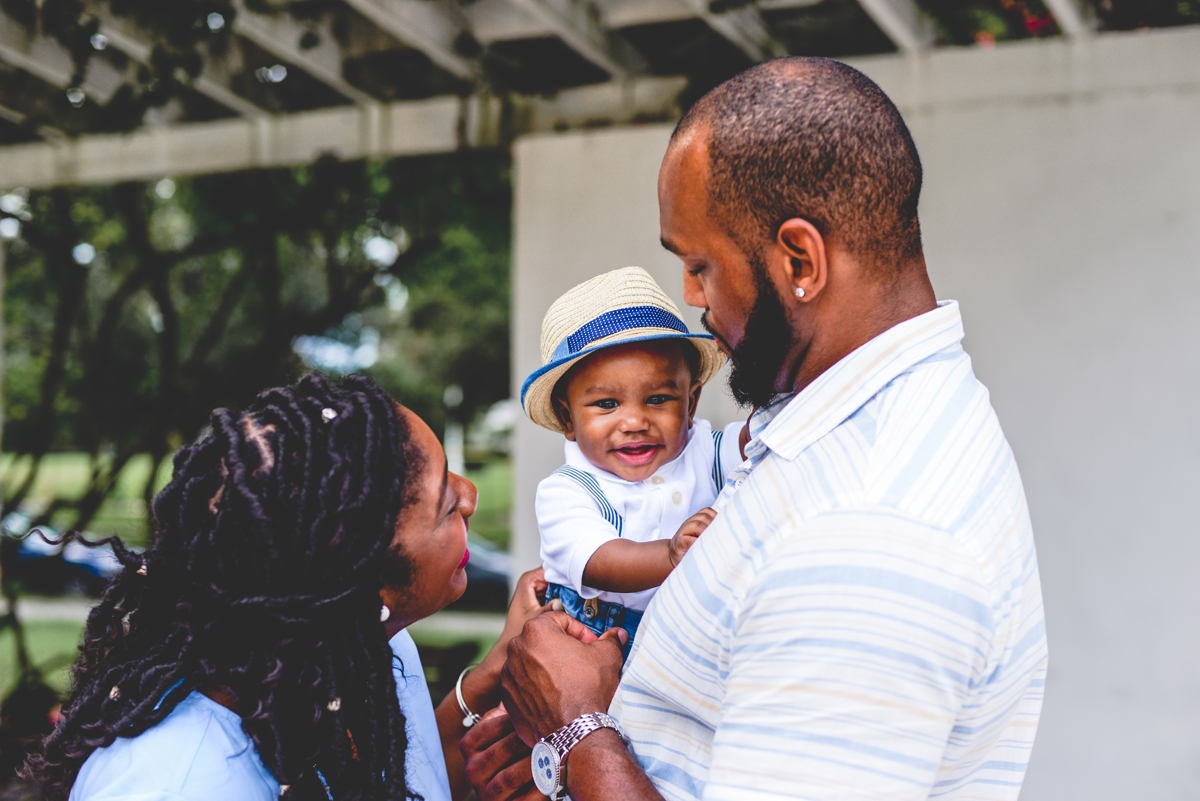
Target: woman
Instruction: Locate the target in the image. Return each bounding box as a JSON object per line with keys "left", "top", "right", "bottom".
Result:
{"left": 24, "top": 373, "right": 545, "bottom": 801}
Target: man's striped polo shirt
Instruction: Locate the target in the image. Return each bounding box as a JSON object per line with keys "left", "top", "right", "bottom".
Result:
{"left": 609, "top": 300, "right": 1048, "bottom": 801}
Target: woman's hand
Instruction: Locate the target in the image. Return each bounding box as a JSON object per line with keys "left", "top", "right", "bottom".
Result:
{"left": 465, "top": 567, "right": 554, "bottom": 716}
{"left": 462, "top": 708, "right": 544, "bottom": 801}
{"left": 440, "top": 566, "right": 555, "bottom": 800}
{"left": 496, "top": 566, "right": 552, "bottom": 659}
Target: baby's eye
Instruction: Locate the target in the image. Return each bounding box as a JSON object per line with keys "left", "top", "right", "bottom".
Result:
{"left": 592, "top": 399, "right": 619, "bottom": 410}
{"left": 647, "top": 395, "right": 676, "bottom": 406}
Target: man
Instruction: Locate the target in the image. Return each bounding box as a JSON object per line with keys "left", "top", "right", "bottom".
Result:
{"left": 464, "top": 56, "right": 1047, "bottom": 801}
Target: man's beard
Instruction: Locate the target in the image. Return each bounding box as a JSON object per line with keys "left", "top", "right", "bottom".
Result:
{"left": 703, "top": 264, "right": 796, "bottom": 410}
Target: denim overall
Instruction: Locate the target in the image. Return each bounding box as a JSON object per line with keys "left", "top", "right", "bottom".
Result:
{"left": 545, "top": 582, "right": 643, "bottom": 660}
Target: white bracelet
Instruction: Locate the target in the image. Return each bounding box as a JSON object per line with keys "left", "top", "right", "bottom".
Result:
{"left": 455, "top": 665, "right": 482, "bottom": 728}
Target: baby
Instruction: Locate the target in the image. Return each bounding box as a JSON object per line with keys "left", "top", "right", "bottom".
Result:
{"left": 520, "top": 267, "right": 745, "bottom": 655}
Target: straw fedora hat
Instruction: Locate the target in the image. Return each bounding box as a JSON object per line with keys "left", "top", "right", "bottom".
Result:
{"left": 520, "top": 266, "right": 726, "bottom": 433}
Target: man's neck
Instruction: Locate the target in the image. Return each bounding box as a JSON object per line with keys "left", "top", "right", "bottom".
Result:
{"left": 789, "top": 266, "right": 937, "bottom": 395}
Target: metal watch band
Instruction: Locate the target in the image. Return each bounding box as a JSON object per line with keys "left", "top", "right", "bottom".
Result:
{"left": 531, "top": 712, "right": 629, "bottom": 799}
{"left": 547, "top": 711, "right": 628, "bottom": 754}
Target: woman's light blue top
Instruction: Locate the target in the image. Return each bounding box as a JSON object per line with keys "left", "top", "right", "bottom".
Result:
{"left": 70, "top": 629, "right": 451, "bottom": 801}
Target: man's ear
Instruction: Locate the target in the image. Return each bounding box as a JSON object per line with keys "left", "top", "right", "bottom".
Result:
{"left": 552, "top": 396, "right": 576, "bottom": 441}
{"left": 687, "top": 381, "right": 702, "bottom": 426}
{"left": 774, "top": 218, "right": 828, "bottom": 304}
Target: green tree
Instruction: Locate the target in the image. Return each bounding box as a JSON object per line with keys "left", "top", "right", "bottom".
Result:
{"left": 1, "top": 151, "right": 511, "bottom": 538}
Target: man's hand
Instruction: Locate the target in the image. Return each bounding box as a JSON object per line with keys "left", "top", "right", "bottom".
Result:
{"left": 501, "top": 612, "right": 626, "bottom": 746}
{"left": 668, "top": 507, "right": 715, "bottom": 567}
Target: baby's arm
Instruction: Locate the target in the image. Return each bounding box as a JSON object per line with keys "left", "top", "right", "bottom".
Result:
{"left": 582, "top": 507, "right": 716, "bottom": 593}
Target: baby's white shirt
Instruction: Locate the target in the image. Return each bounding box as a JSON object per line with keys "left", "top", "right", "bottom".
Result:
{"left": 536, "top": 418, "right": 745, "bottom": 611}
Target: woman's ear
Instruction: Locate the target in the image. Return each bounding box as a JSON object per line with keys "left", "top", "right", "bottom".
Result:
{"left": 553, "top": 396, "right": 576, "bottom": 440}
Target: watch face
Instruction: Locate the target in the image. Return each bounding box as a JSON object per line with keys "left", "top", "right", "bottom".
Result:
{"left": 531, "top": 740, "right": 561, "bottom": 796}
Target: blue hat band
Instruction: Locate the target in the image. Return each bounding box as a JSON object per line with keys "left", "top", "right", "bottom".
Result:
{"left": 551, "top": 306, "right": 688, "bottom": 362}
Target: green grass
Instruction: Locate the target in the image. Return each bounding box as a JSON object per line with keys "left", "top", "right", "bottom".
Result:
{"left": 2, "top": 453, "right": 512, "bottom": 551}
{"left": 0, "top": 619, "right": 83, "bottom": 699}
{"left": 1, "top": 453, "right": 173, "bottom": 502}
{"left": 1, "top": 453, "right": 173, "bottom": 547}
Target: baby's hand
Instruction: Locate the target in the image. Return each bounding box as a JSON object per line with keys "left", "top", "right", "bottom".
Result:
{"left": 668, "top": 507, "right": 716, "bottom": 568}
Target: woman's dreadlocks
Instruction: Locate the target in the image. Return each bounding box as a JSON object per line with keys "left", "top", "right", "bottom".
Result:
{"left": 25, "top": 372, "right": 425, "bottom": 800}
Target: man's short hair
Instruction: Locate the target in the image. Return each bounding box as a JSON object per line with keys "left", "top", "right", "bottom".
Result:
{"left": 674, "top": 57, "right": 924, "bottom": 269}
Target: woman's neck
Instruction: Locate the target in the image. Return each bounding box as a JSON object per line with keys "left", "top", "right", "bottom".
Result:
{"left": 199, "top": 685, "right": 240, "bottom": 714}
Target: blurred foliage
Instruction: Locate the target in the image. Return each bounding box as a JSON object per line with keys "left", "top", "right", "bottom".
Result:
{"left": 1, "top": 0, "right": 238, "bottom": 134}
{"left": 1095, "top": 0, "right": 1200, "bottom": 28}
{"left": 1, "top": 150, "right": 511, "bottom": 537}
{"left": 0, "top": 620, "right": 79, "bottom": 699}
{"left": 918, "top": 0, "right": 1059, "bottom": 45}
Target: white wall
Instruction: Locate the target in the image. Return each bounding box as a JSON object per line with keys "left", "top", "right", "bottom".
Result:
{"left": 510, "top": 25, "right": 1200, "bottom": 800}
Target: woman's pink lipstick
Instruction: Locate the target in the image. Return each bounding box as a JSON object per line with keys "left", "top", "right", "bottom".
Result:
{"left": 458, "top": 548, "right": 470, "bottom": 569}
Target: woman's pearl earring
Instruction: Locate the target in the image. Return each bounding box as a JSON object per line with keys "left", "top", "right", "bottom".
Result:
{"left": 794, "top": 286, "right": 806, "bottom": 299}
{"left": 379, "top": 604, "right": 391, "bottom": 622}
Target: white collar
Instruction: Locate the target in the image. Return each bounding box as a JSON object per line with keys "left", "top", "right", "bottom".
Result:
{"left": 749, "top": 300, "right": 964, "bottom": 463}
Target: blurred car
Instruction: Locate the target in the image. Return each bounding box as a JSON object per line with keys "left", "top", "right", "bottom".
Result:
{"left": 1, "top": 510, "right": 126, "bottom": 597}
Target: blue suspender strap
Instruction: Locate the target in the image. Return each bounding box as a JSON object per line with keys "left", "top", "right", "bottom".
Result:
{"left": 711, "top": 429, "right": 724, "bottom": 493}
{"left": 552, "top": 466, "right": 624, "bottom": 536}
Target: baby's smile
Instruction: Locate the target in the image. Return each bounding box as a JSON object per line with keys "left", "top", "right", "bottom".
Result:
{"left": 613, "top": 442, "right": 663, "bottom": 467}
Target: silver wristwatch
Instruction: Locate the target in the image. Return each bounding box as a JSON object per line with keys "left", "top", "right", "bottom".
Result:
{"left": 530, "top": 712, "right": 629, "bottom": 800}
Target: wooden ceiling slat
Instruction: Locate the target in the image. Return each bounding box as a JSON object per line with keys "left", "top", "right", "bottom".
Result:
{"left": 341, "top": 0, "right": 478, "bottom": 80}
{"left": 94, "top": 8, "right": 269, "bottom": 118}
{"left": 231, "top": 0, "right": 378, "bottom": 105}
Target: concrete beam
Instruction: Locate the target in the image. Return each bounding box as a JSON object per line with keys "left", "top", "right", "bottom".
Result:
{"left": 341, "top": 0, "right": 477, "bottom": 80}
{"left": 855, "top": 0, "right": 933, "bottom": 53}
{"left": 0, "top": 75, "right": 686, "bottom": 189}
{"left": 0, "top": 7, "right": 128, "bottom": 104}
{"left": 1042, "top": 0, "right": 1096, "bottom": 38}
{"left": 94, "top": 11, "right": 268, "bottom": 118}
{"left": 470, "top": 0, "right": 821, "bottom": 39}
{"left": 230, "top": 0, "right": 377, "bottom": 105}
{"left": 504, "top": 0, "right": 646, "bottom": 77}
{"left": 675, "top": 0, "right": 787, "bottom": 63}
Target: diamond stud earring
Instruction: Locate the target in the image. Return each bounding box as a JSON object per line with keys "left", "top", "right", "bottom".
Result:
{"left": 794, "top": 287, "right": 806, "bottom": 299}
